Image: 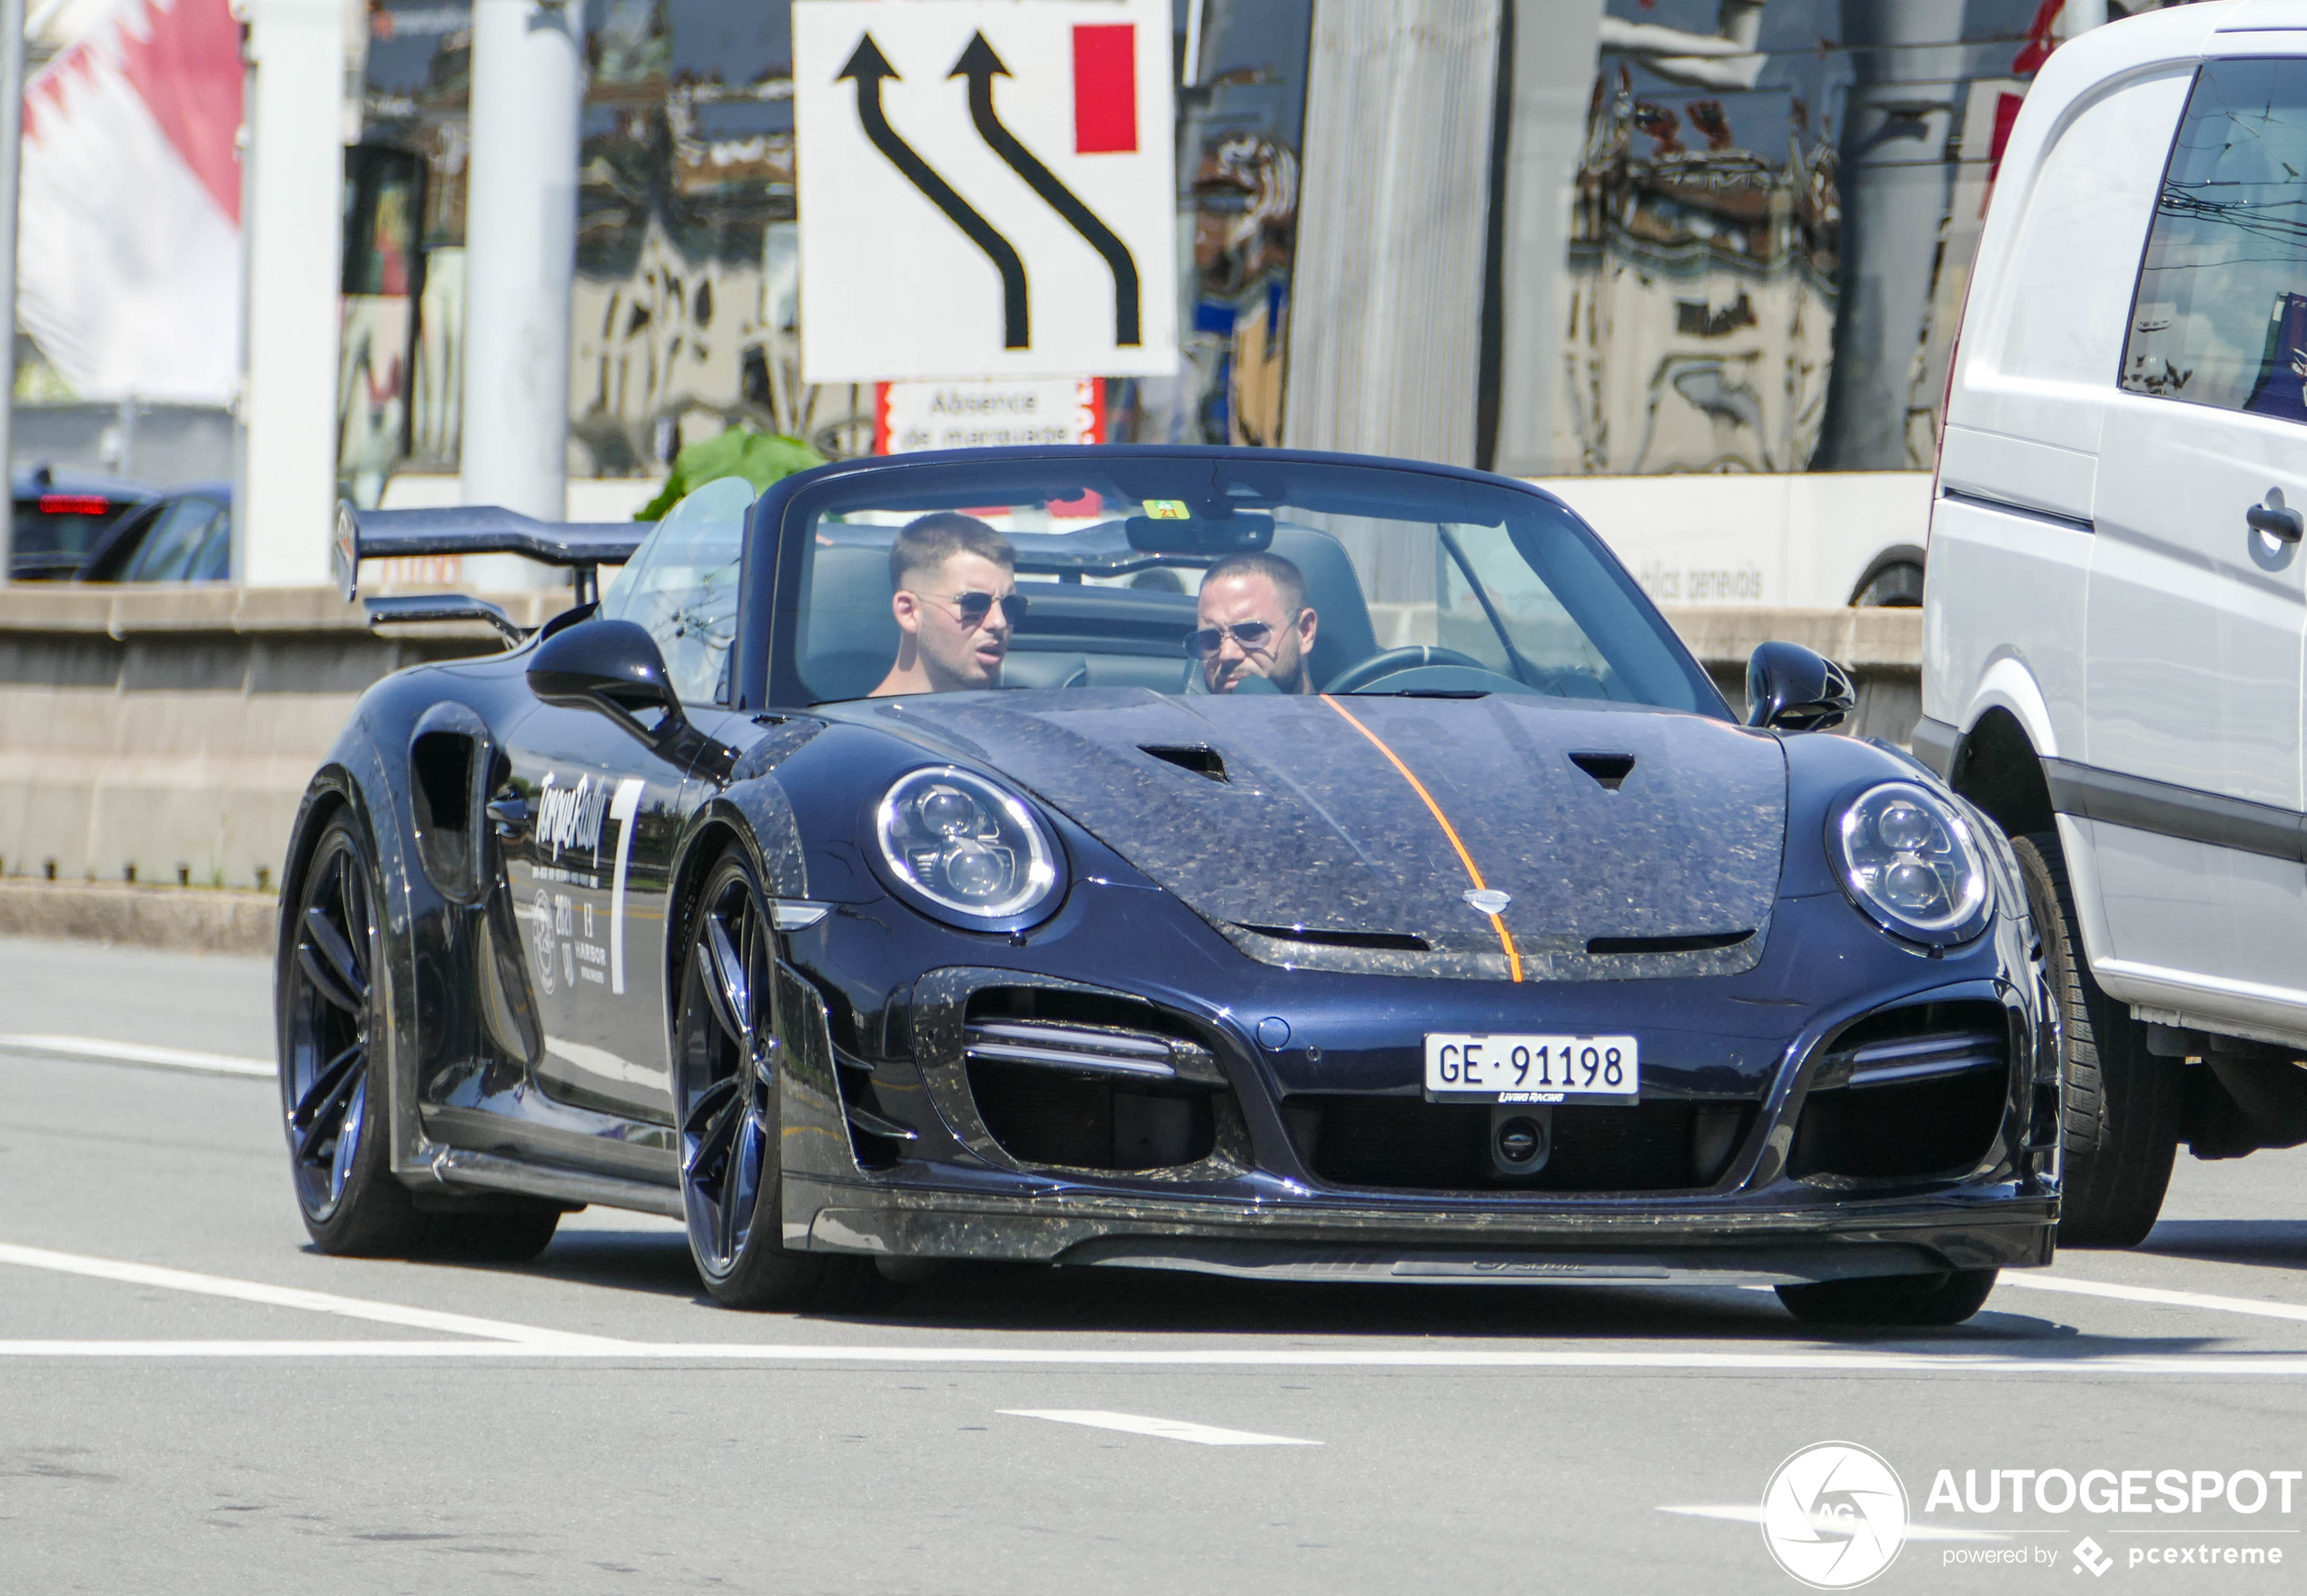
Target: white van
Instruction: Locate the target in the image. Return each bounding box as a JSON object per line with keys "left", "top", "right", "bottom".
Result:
{"left": 1922, "top": 0, "right": 2307, "bottom": 1246}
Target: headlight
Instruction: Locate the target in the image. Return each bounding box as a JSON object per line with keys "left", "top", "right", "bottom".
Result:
{"left": 873, "top": 767, "right": 1063, "bottom": 929}
{"left": 1830, "top": 781, "right": 1990, "bottom": 946}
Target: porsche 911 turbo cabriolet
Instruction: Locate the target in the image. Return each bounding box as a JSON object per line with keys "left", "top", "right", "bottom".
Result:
{"left": 280, "top": 446, "right": 2059, "bottom": 1325}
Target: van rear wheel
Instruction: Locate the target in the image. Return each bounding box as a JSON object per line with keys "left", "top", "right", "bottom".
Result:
{"left": 2014, "top": 832, "right": 2182, "bottom": 1248}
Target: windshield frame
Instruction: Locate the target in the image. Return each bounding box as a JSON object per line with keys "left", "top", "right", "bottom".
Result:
{"left": 732, "top": 445, "right": 1728, "bottom": 720}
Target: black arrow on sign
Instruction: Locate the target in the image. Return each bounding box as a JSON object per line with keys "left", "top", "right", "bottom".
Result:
{"left": 839, "top": 34, "right": 1028, "bottom": 350}
{"left": 952, "top": 32, "right": 1142, "bottom": 348}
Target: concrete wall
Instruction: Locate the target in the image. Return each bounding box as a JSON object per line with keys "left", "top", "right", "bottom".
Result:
{"left": 0, "top": 587, "right": 565, "bottom": 888}
{"left": 0, "top": 593, "right": 1920, "bottom": 894}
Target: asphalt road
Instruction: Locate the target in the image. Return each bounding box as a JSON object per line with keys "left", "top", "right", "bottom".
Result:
{"left": 5, "top": 935, "right": 2306, "bottom": 1594}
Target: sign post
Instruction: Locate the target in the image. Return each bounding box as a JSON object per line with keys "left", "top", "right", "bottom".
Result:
{"left": 794, "top": 0, "right": 1176, "bottom": 389}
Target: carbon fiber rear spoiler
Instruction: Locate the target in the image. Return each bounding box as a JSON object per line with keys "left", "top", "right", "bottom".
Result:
{"left": 332, "top": 500, "right": 648, "bottom": 605}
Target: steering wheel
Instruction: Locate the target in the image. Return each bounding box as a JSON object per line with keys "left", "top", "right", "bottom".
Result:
{"left": 1322, "top": 646, "right": 1493, "bottom": 695}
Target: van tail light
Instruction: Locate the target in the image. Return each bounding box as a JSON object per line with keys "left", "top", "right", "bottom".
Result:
{"left": 36, "top": 494, "right": 112, "bottom": 516}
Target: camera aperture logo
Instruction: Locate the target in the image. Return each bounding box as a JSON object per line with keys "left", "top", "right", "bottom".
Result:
{"left": 1762, "top": 1442, "right": 1910, "bottom": 1589}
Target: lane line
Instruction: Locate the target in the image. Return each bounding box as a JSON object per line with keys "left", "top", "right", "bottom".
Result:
{"left": 0, "top": 1034, "right": 273, "bottom": 1078}
{"left": 1000, "top": 1409, "right": 1320, "bottom": 1447}
{"left": 1659, "top": 1505, "right": 2010, "bottom": 1542}
{"left": 0, "top": 1244, "right": 627, "bottom": 1348}
{"left": 1999, "top": 1273, "right": 2307, "bottom": 1326}
{"left": 1320, "top": 694, "right": 1523, "bottom": 980}
{"left": 5, "top": 1341, "right": 2307, "bottom": 1373}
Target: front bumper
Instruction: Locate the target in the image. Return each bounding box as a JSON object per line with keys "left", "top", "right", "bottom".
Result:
{"left": 768, "top": 873, "right": 2062, "bottom": 1286}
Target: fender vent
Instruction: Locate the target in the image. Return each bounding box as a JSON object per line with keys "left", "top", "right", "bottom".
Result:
{"left": 1141, "top": 744, "right": 1227, "bottom": 782}
{"left": 1569, "top": 750, "right": 1636, "bottom": 790}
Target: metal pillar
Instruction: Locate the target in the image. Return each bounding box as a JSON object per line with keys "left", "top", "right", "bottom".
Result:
{"left": 238, "top": 0, "right": 345, "bottom": 587}
{"left": 0, "top": 0, "right": 25, "bottom": 588}
{"left": 1813, "top": 0, "right": 1966, "bottom": 472}
{"left": 460, "top": 0, "right": 581, "bottom": 530}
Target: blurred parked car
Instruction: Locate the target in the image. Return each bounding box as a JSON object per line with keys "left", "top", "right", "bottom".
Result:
{"left": 76, "top": 482, "right": 233, "bottom": 582}
{"left": 7, "top": 465, "right": 154, "bottom": 580}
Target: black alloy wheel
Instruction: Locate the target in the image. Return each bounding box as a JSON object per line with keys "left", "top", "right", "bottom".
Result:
{"left": 281, "top": 812, "right": 425, "bottom": 1254}
{"left": 674, "top": 848, "right": 862, "bottom": 1309}
{"left": 2014, "top": 831, "right": 2182, "bottom": 1247}
{"left": 1776, "top": 1267, "right": 2000, "bottom": 1327}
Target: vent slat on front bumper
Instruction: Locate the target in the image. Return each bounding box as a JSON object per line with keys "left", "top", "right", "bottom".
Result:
{"left": 963, "top": 1020, "right": 1226, "bottom": 1086}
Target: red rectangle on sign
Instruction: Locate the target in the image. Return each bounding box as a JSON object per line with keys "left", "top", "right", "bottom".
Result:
{"left": 1073, "top": 25, "right": 1136, "bottom": 154}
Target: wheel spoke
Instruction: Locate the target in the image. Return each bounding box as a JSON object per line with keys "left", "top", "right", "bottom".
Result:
{"left": 690, "top": 1089, "right": 740, "bottom": 1181}
{"left": 292, "top": 1041, "right": 361, "bottom": 1128}
{"left": 701, "top": 908, "right": 751, "bottom": 1046}
{"left": 302, "top": 903, "right": 367, "bottom": 1005}
{"left": 294, "top": 1047, "right": 365, "bottom": 1165}
{"left": 721, "top": 1106, "right": 761, "bottom": 1262}
{"left": 681, "top": 1076, "right": 738, "bottom": 1145}
{"left": 295, "top": 941, "right": 362, "bottom": 1015}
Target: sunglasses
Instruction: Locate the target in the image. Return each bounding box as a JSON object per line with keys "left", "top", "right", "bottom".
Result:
{"left": 1185, "top": 620, "right": 1278, "bottom": 659}
{"left": 922, "top": 590, "right": 1029, "bottom": 629}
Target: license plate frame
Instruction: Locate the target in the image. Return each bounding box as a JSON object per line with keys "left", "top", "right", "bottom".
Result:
{"left": 1423, "top": 1032, "right": 1639, "bottom": 1105}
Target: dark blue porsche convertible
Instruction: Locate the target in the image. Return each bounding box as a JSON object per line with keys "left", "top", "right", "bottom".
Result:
{"left": 280, "top": 447, "right": 2059, "bottom": 1325}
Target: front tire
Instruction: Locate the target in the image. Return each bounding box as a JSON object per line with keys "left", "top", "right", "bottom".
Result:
{"left": 674, "top": 848, "right": 861, "bottom": 1310}
{"left": 1776, "top": 1268, "right": 1999, "bottom": 1327}
{"left": 2014, "top": 831, "right": 2182, "bottom": 1247}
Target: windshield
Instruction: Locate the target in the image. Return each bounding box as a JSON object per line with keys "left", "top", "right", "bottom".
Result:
{"left": 599, "top": 475, "right": 751, "bottom": 705}
{"left": 782, "top": 457, "right": 1718, "bottom": 715}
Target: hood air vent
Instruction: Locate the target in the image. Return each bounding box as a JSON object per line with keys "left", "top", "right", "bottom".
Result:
{"left": 1142, "top": 744, "right": 1227, "bottom": 782}
{"left": 1239, "top": 923, "right": 1431, "bottom": 953}
{"left": 1587, "top": 929, "right": 1753, "bottom": 956}
{"left": 1569, "top": 750, "right": 1636, "bottom": 790}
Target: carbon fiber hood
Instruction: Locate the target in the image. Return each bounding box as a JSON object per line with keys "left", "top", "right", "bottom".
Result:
{"left": 851, "top": 690, "right": 1787, "bottom": 980}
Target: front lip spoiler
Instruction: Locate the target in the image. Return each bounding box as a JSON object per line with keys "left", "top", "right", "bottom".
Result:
{"left": 788, "top": 1174, "right": 2057, "bottom": 1279}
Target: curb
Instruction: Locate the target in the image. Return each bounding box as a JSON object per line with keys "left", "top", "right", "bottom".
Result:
{"left": 0, "top": 882, "right": 277, "bottom": 957}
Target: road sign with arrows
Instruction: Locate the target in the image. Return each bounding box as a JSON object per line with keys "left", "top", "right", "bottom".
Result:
{"left": 794, "top": 0, "right": 1177, "bottom": 384}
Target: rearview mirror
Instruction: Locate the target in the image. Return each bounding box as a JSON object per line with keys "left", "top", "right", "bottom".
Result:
{"left": 1745, "top": 641, "right": 1854, "bottom": 732}
{"left": 527, "top": 619, "right": 683, "bottom": 737}
{"left": 1124, "top": 509, "right": 1274, "bottom": 554}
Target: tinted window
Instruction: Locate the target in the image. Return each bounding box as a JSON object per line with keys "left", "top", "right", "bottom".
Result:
{"left": 784, "top": 459, "right": 1716, "bottom": 715}
{"left": 2123, "top": 58, "right": 2307, "bottom": 419}
{"left": 598, "top": 475, "right": 751, "bottom": 704}
{"left": 123, "top": 501, "right": 223, "bottom": 582}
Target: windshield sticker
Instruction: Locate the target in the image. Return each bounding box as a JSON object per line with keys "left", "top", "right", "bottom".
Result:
{"left": 1143, "top": 499, "right": 1191, "bottom": 519}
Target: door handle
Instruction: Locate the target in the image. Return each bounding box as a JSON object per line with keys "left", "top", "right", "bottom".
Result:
{"left": 486, "top": 794, "right": 530, "bottom": 839}
{"left": 2249, "top": 490, "right": 2303, "bottom": 544}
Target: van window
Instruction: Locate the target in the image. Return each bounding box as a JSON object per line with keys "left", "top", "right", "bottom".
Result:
{"left": 2123, "top": 58, "right": 2307, "bottom": 420}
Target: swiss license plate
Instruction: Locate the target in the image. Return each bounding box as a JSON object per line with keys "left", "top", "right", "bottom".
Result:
{"left": 1424, "top": 1033, "right": 1639, "bottom": 1103}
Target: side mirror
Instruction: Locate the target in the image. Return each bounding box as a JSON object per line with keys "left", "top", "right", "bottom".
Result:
{"left": 527, "top": 619, "right": 683, "bottom": 737}
{"left": 1745, "top": 640, "right": 1855, "bottom": 732}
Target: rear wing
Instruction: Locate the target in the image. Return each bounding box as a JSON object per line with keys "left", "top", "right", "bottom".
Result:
{"left": 332, "top": 500, "right": 649, "bottom": 605}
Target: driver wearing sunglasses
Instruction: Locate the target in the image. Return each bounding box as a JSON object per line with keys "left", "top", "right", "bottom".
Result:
{"left": 1191, "top": 551, "right": 1319, "bottom": 695}
{"left": 870, "top": 512, "right": 1027, "bottom": 697}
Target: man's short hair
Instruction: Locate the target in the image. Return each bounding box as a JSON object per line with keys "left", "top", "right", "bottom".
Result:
{"left": 890, "top": 512, "right": 1015, "bottom": 590}
{"left": 1201, "top": 550, "right": 1308, "bottom": 616}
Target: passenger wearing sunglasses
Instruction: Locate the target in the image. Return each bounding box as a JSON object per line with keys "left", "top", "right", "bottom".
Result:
{"left": 870, "top": 512, "right": 1026, "bottom": 697}
{"left": 1191, "top": 551, "right": 1319, "bottom": 695}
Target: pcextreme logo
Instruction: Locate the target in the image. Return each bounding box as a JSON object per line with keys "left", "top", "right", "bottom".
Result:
{"left": 1761, "top": 1442, "right": 1909, "bottom": 1589}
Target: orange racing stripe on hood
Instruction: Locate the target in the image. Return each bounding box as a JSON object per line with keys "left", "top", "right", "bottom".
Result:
{"left": 1318, "top": 694, "right": 1523, "bottom": 982}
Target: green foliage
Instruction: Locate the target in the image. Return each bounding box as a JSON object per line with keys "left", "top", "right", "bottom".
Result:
{"left": 636, "top": 428, "right": 826, "bottom": 520}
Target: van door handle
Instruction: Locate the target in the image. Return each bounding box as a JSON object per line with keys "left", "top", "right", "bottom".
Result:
{"left": 2249, "top": 490, "right": 2302, "bottom": 543}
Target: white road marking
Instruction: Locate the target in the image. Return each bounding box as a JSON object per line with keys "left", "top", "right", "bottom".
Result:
{"left": 1000, "top": 1409, "right": 1320, "bottom": 1447}
{"left": 1998, "top": 1272, "right": 2307, "bottom": 1326}
{"left": 1658, "top": 1505, "right": 2011, "bottom": 1542}
{"left": 0, "top": 1244, "right": 626, "bottom": 1349}
{"left": 0, "top": 1034, "right": 273, "bottom": 1077}
{"left": 4, "top": 1340, "right": 2307, "bottom": 1373}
